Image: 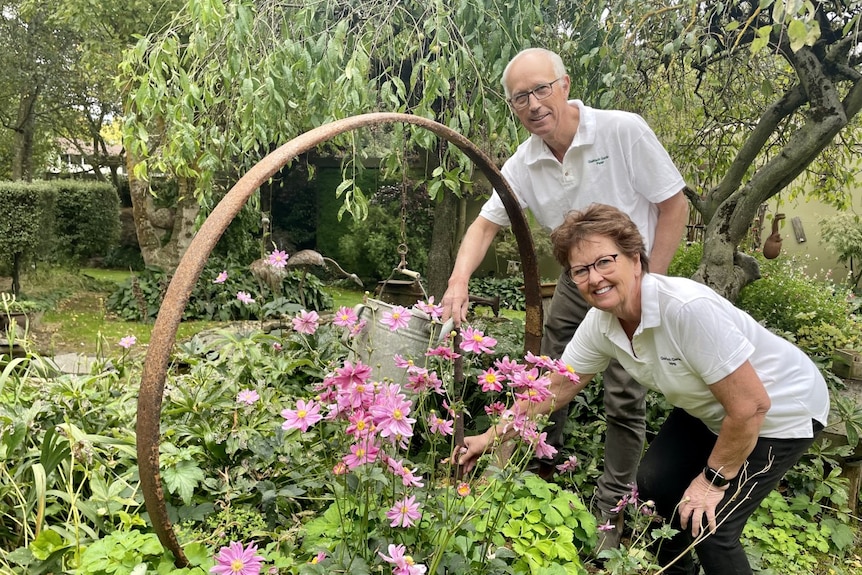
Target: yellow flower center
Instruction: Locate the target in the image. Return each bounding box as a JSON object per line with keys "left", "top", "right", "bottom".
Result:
{"left": 472, "top": 333, "right": 483, "bottom": 342}
{"left": 297, "top": 409, "right": 307, "bottom": 418}
{"left": 356, "top": 448, "right": 366, "bottom": 457}
{"left": 393, "top": 409, "right": 403, "bottom": 420}
{"left": 231, "top": 559, "right": 245, "bottom": 572}
{"left": 356, "top": 420, "right": 366, "bottom": 430}
{"left": 392, "top": 312, "right": 401, "bottom": 319}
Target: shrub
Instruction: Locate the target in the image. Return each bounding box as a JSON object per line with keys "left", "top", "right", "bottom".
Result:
{"left": 48, "top": 180, "right": 120, "bottom": 265}
{"left": 468, "top": 276, "right": 526, "bottom": 311}
{"left": 737, "top": 255, "right": 859, "bottom": 356}
{"left": 106, "top": 257, "right": 333, "bottom": 322}
{"left": 667, "top": 241, "right": 703, "bottom": 279}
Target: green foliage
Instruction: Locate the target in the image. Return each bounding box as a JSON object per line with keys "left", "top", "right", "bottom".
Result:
{"left": 488, "top": 474, "right": 595, "bottom": 574}
{"left": 820, "top": 213, "right": 862, "bottom": 289}
{"left": 0, "top": 181, "right": 55, "bottom": 266}
{"left": 337, "top": 202, "right": 431, "bottom": 282}
{"left": 737, "top": 255, "right": 860, "bottom": 356}
{"left": 468, "top": 276, "right": 526, "bottom": 311}
{"left": 742, "top": 490, "right": 854, "bottom": 574}
{"left": 105, "top": 258, "right": 332, "bottom": 322}
{"left": 667, "top": 242, "right": 703, "bottom": 279}
{"left": 47, "top": 180, "right": 121, "bottom": 265}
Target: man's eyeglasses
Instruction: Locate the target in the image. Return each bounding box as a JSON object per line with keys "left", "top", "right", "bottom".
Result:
{"left": 507, "top": 78, "right": 564, "bottom": 110}
{"left": 567, "top": 254, "right": 619, "bottom": 284}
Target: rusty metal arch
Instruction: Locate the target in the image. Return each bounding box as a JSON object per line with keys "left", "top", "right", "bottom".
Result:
{"left": 136, "top": 113, "right": 542, "bottom": 565}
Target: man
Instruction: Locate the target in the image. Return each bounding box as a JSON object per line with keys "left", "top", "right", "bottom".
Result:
{"left": 441, "top": 47, "right": 689, "bottom": 551}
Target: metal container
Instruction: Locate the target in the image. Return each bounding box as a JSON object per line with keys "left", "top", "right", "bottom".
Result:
{"left": 353, "top": 298, "right": 452, "bottom": 383}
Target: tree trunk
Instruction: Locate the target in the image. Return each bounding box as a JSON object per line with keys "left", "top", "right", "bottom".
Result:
{"left": 127, "top": 150, "right": 200, "bottom": 272}
{"left": 427, "top": 187, "right": 458, "bottom": 301}
{"left": 692, "top": 203, "right": 762, "bottom": 301}
{"left": 11, "top": 88, "right": 39, "bottom": 182}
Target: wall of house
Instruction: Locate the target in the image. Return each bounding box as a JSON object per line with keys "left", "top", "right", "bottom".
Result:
{"left": 763, "top": 190, "right": 861, "bottom": 284}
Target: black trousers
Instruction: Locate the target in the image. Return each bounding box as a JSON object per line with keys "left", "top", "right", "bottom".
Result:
{"left": 637, "top": 408, "right": 820, "bottom": 575}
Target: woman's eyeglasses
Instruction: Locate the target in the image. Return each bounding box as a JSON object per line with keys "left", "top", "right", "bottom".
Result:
{"left": 567, "top": 254, "right": 619, "bottom": 284}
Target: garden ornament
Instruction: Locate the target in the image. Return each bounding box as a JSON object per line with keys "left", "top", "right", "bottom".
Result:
{"left": 136, "top": 113, "right": 542, "bottom": 566}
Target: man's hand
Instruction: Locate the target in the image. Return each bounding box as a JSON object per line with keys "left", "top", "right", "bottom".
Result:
{"left": 441, "top": 283, "right": 470, "bottom": 327}
{"left": 678, "top": 472, "right": 728, "bottom": 538}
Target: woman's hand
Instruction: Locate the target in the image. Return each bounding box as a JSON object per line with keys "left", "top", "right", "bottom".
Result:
{"left": 454, "top": 430, "right": 494, "bottom": 474}
{"left": 678, "top": 472, "right": 729, "bottom": 538}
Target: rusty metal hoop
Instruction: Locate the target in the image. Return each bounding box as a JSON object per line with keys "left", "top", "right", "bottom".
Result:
{"left": 136, "top": 113, "right": 542, "bottom": 565}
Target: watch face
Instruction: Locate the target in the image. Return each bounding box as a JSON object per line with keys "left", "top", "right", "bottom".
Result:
{"left": 704, "top": 466, "right": 728, "bottom": 487}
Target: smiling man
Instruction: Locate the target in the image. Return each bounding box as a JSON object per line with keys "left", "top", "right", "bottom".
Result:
{"left": 441, "top": 47, "right": 689, "bottom": 552}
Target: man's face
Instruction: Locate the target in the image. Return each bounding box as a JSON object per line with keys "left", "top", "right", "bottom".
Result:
{"left": 505, "top": 54, "right": 570, "bottom": 138}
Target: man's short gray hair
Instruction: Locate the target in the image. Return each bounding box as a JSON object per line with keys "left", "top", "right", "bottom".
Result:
{"left": 501, "top": 48, "right": 567, "bottom": 98}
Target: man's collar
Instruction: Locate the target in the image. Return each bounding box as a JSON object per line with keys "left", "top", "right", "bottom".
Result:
{"left": 523, "top": 100, "right": 593, "bottom": 164}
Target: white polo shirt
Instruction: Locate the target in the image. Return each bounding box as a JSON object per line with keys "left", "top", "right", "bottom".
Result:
{"left": 480, "top": 100, "right": 686, "bottom": 252}
{"left": 561, "top": 274, "right": 830, "bottom": 439}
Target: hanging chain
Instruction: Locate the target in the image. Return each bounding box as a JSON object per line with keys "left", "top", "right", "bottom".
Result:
{"left": 397, "top": 149, "right": 409, "bottom": 270}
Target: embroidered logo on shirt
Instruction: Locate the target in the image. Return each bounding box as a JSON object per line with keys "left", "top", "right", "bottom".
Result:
{"left": 587, "top": 155, "right": 609, "bottom": 165}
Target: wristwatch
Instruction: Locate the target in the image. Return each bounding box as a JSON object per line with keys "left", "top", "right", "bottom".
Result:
{"left": 703, "top": 466, "right": 730, "bottom": 488}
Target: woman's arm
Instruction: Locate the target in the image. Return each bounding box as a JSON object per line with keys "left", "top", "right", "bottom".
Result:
{"left": 679, "top": 360, "right": 771, "bottom": 537}
{"left": 456, "top": 371, "right": 594, "bottom": 473}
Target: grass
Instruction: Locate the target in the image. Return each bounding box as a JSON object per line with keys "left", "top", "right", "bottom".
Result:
{"left": 3, "top": 267, "right": 526, "bottom": 356}
{"left": 2, "top": 267, "right": 369, "bottom": 356}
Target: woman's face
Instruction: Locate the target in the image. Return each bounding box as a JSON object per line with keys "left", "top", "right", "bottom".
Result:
{"left": 568, "top": 234, "right": 642, "bottom": 321}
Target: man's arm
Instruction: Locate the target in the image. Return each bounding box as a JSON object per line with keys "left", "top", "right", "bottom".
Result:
{"left": 441, "top": 215, "right": 502, "bottom": 325}
{"left": 649, "top": 191, "right": 689, "bottom": 275}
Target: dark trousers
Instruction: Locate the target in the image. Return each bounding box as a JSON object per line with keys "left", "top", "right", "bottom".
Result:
{"left": 541, "top": 271, "right": 646, "bottom": 514}
{"left": 637, "top": 408, "right": 820, "bottom": 575}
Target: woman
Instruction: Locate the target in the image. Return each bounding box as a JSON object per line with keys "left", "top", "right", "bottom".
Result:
{"left": 458, "top": 203, "right": 829, "bottom": 575}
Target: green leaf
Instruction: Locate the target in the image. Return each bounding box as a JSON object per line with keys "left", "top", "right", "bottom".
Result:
{"left": 162, "top": 460, "right": 205, "bottom": 505}
{"left": 30, "top": 530, "right": 66, "bottom": 561}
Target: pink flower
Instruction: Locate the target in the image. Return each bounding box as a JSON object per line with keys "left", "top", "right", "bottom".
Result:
{"left": 554, "top": 359, "right": 580, "bottom": 383}
{"left": 386, "top": 495, "right": 421, "bottom": 528}
{"left": 267, "top": 250, "right": 289, "bottom": 268}
{"left": 281, "top": 399, "right": 323, "bottom": 432}
{"left": 459, "top": 326, "right": 497, "bottom": 354}
{"left": 414, "top": 296, "right": 443, "bottom": 320}
{"left": 213, "top": 270, "right": 228, "bottom": 284}
{"left": 598, "top": 520, "right": 616, "bottom": 532}
{"left": 333, "top": 306, "right": 358, "bottom": 327}
{"left": 292, "top": 310, "right": 320, "bottom": 335}
{"left": 382, "top": 305, "right": 412, "bottom": 331}
{"left": 378, "top": 544, "right": 427, "bottom": 575}
{"left": 370, "top": 387, "right": 415, "bottom": 441}
{"left": 484, "top": 402, "right": 506, "bottom": 417}
{"left": 556, "top": 455, "right": 579, "bottom": 473}
{"left": 425, "top": 345, "right": 460, "bottom": 360}
{"left": 456, "top": 482, "right": 471, "bottom": 497}
{"left": 348, "top": 319, "right": 367, "bottom": 338}
{"left": 494, "top": 355, "right": 522, "bottom": 375}
{"left": 331, "top": 360, "right": 373, "bottom": 387}
{"left": 427, "top": 413, "right": 454, "bottom": 436}
{"left": 332, "top": 461, "right": 347, "bottom": 475}
{"left": 309, "top": 551, "right": 326, "bottom": 564}
{"left": 342, "top": 439, "right": 380, "bottom": 469}
{"left": 236, "top": 389, "right": 260, "bottom": 405}
{"left": 525, "top": 351, "right": 556, "bottom": 370}
{"left": 393, "top": 355, "right": 412, "bottom": 369}
{"left": 237, "top": 291, "right": 255, "bottom": 304}
{"left": 118, "top": 335, "right": 137, "bottom": 349}
{"left": 210, "top": 541, "right": 265, "bottom": 575}
{"left": 478, "top": 367, "right": 504, "bottom": 392}
{"left": 387, "top": 457, "right": 425, "bottom": 487}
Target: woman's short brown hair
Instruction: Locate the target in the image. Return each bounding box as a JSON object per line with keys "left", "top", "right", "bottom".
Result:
{"left": 550, "top": 203, "right": 650, "bottom": 273}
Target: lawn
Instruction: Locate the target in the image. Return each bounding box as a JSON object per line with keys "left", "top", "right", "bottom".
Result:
{"left": 2, "top": 267, "right": 370, "bottom": 356}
